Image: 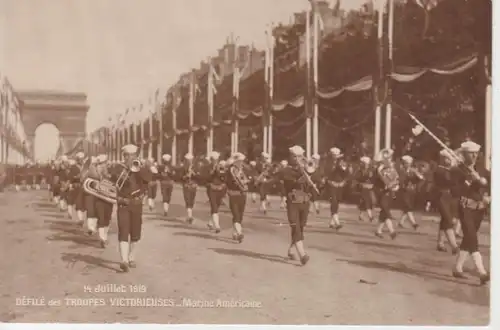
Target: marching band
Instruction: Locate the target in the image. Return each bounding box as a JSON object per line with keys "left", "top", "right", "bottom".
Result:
{"left": 4, "top": 138, "right": 490, "bottom": 285}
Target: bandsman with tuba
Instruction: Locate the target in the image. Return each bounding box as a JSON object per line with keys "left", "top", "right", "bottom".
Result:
{"left": 451, "top": 141, "right": 490, "bottom": 285}
{"left": 374, "top": 148, "right": 399, "bottom": 239}
{"left": 179, "top": 153, "right": 199, "bottom": 224}
{"left": 398, "top": 155, "right": 424, "bottom": 230}
{"left": 110, "top": 144, "right": 152, "bottom": 272}
{"left": 82, "top": 156, "right": 100, "bottom": 236}
{"left": 158, "top": 154, "right": 174, "bottom": 216}
{"left": 225, "top": 152, "right": 249, "bottom": 243}
{"left": 205, "top": 151, "right": 226, "bottom": 233}
{"left": 325, "top": 147, "right": 348, "bottom": 230}
{"left": 72, "top": 152, "right": 88, "bottom": 225}
{"left": 274, "top": 145, "right": 311, "bottom": 265}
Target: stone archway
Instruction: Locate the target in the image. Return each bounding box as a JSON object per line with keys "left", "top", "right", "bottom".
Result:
{"left": 17, "top": 90, "right": 89, "bottom": 158}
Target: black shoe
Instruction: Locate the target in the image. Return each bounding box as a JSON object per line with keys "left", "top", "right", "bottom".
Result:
{"left": 300, "top": 255, "right": 310, "bottom": 265}
{"left": 163, "top": 212, "right": 168, "bottom": 217}
{"left": 215, "top": 228, "right": 221, "bottom": 234}
{"left": 390, "top": 232, "right": 397, "bottom": 240}
{"left": 100, "top": 240, "right": 107, "bottom": 249}
{"left": 187, "top": 217, "right": 194, "bottom": 225}
{"left": 120, "top": 262, "right": 130, "bottom": 273}
{"left": 129, "top": 261, "right": 137, "bottom": 269}
{"left": 375, "top": 232, "right": 383, "bottom": 238}
{"left": 451, "top": 247, "right": 459, "bottom": 255}
{"left": 452, "top": 270, "right": 467, "bottom": 279}
{"left": 207, "top": 223, "right": 214, "bottom": 230}
{"left": 437, "top": 245, "right": 447, "bottom": 252}
{"left": 316, "top": 209, "right": 320, "bottom": 215}
{"left": 288, "top": 253, "right": 296, "bottom": 260}
{"left": 479, "top": 273, "right": 490, "bottom": 285}
{"left": 335, "top": 224, "right": 343, "bottom": 231}
{"left": 237, "top": 234, "right": 244, "bottom": 243}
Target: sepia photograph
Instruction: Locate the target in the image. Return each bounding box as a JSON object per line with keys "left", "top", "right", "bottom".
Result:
{"left": 0, "top": 0, "right": 493, "bottom": 326}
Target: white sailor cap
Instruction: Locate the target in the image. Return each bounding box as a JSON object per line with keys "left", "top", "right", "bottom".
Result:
{"left": 280, "top": 159, "right": 288, "bottom": 166}
{"left": 231, "top": 152, "right": 246, "bottom": 161}
{"left": 360, "top": 156, "right": 371, "bottom": 164}
{"left": 122, "top": 144, "right": 139, "bottom": 154}
{"left": 401, "top": 155, "right": 413, "bottom": 163}
{"left": 75, "top": 152, "right": 85, "bottom": 159}
{"left": 249, "top": 160, "right": 257, "bottom": 166}
{"left": 162, "top": 154, "right": 172, "bottom": 162}
{"left": 148, "top": 157, "right": 155, "bottom": 163}
{"left": 312, "top": 153, "right": 321, "bottom": 160}
{"left": 330, "top": 147, "right": 343, "bottom": 157}
{"left": 68, "top": 159, "right": 77, "bottom": 165}
{"left": 210, "top": 151, "right": 220, "bottom": 160}
{"left": 60, "top": 155, "right": 68, "bottom": 162}
{"left": 219, "top": 160, "right": 227, "bottom": 167}
{"left": 184, "top": 153, "right": 193, "bottom": 160}
{"left": 261, "top": 152, "right": 270, "bottom": 158}
{"left": 90, "top": 156, "right": 98, "bottom": 164}
{"left": 289, "top": 145, "right": 304, "bottom": 156}
{"left": 460, "top": 141, "right": 481, "bottom": 153}
{"left": 379, "top": 148, "right": 394, "bottom": 160}
{"left": 97, "top": 154, "right": 108, "bottom": 163}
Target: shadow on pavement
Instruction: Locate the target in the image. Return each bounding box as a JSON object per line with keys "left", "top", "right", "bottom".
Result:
{"left": 173, "top": 231, "right": 237, "bottom": 244}
{"left": 61, "top": 252, "right": 120, "bottom": 272}
{"left": 352, "top": 239, "right": 415, "bottom": 251}
{"left": 336, "top": 258, "right": 477, "bottom": 287}
{"left": 429, "top": 286, "right": 489, "bottom": 308}
{"left": 45, "top": 220, "right": 98, "bottom": 248}
{"left": 305, "top": 228, "right": 372, "bottom": 239}
{"left": 209, "top": 247, "right": 298, "bottom": 266}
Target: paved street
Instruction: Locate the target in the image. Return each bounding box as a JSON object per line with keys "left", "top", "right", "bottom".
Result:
{"left": 0, "top": 187, "right": 490, "bottom": 325}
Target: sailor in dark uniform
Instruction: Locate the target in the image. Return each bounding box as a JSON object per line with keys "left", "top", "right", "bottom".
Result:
{"left": 355, "top": 156, "right": 376, "bottom": 222}
{"left": 326, "top": 147, "right": 348, "bottom": 230}
{"left": 398, "top": 155, "right": 424, "bottom": 229}
{"left": 158, "top": 154, "right": 174, "bottom": 216}
{"left": 451, "top": 141, "right": 490, "bottom": 285}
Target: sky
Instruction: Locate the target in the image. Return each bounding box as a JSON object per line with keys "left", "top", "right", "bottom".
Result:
{"left": 0, "top": 0, "right": 367, "bottom": 159}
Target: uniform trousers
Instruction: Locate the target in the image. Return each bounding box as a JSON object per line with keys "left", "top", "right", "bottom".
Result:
{"left": 117, "top": 202, "right": 143, "bottom": 242}
{"left": 85, "top": 193, "right": 98, "bottom": 218}
{"left": 96, "top": 198, "right": 113, "bottom": 228}
{"left": 359, "top": 188, "right": 375, "bottom": 211}
{"left": 378, "top": 190, "right": 394, "bottom": 221}
{"left": 400, "top": 189, "right": 416, "bottom": 213}
{"left": 147, "top": 182, "right": 158, "bottom": 199}
{"left": 182, "top": 184, "right": 197, "bottom": 208}
{"left": 286, "top": 200, "right": 309, "bottom": 243}
{"left": 259, "top": 182, "right": 270, "bottom": 201}
{"left": 160, "top": 181, "right": 174, "bottom": 203}
{"left": 458, "top": 204, "right": 485, "bottom": 253}
{"left": 436, "top": 191, "right": 457, "bottom": 230}
{"left": 228, "top": 191, "right": 246, "bottom": 223}
{"left": 208, "top": 184, "right": 227, "bottom": 214}
{"left": 328, "top": 186, "right": 344, "bottom": 214}
{"left": 74, "top": 185, "right": 86, "bottom": 211}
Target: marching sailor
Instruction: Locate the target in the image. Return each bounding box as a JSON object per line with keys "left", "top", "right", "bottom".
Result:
{"left": 278, "top": 160, "right": 288, "bottom": 209}
{"left": 374, "top": 148, "right": 398, "bottom": 239}
{"left": 146, "top": 157, "right": 159, "bottom": 211}
{"left": 66, "top": 158, "right": 80, "bottom": 222}
{"left": 355, "top": 156, "right": 376, "bottom": 222}
{"left": 158, "top": 154, "right": 174, "bottom": 216}
{"left": 326, "top": 147, "right": 348, "bottom": 230}
{"left": 83, "top": 156, "right": 99, "bottom": 236}
{"left": 73, "top": 152, "right": 88, "bottom": 225}
{"left": 225, "top": 152, "right": 249, "bottom": 243}
{"left": 275, "top": 145, "right": 311, "bottom": 265}
{"left": 58, "top": 156, "right": 69, "bottom": 211}
{"left": 111, "top": 144, "right": 152, "bottom": 272}
{"left": 398, "top": 155, "right": 423, "bottom": 230}
{"left": 256, "top": 152, "right": 273, "bottom": 214}
{"left": 309, "top": 153, "right": 323, "bottom": 214}
{"left": 451, "top": 141, "right": 490, "bottom": 285}
{"left": 180, "top": 153, "right": 198, "bottom": 224}
{"left": 206, "top": 151, "right": 226, "bottom": 233}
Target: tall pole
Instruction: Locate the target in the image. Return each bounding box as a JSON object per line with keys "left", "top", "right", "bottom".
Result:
{"left": 172, "top": 105, "right": 177, "bottom": 166}
{"left": 384, "top": 0, "right": 394, "bottom": 150}
{"left": 158, "top": 91, "right": 164, "bottom": 159}
{"left": 485, "top": 55, "right": 491, "bottom": 170}
{"left": 312, "top": 2, "right": 320, "bottom": 156}
{"left": 267, "top": 30, "right": 275, "bottom": 161}
{"left": 305, "top": 7, "right": 312, "bottom": 159}
{"left": 374, "top": 0, "right": 385, "bottom": 157}
{"left": 188, "top": 71, "right": 195, "bottom": 155}
{"left": 207, "top": 58, "right": 214, "bottom": 154}
{"left": 263, "top": 26, "right": 271, "bottom": 156}
{"left": 147, "top": 96, "right": 154, "bottom": 160}
{"left": 232, "top": 39, "right": 241, "bottom": 154}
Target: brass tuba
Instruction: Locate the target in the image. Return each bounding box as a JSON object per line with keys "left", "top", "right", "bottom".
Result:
{"left": 230, "top": 165, "right": 249, "bottom": 191}
{"left": 378, "top": 164, "right": 400, "bottom": 192}
{"left": 83, "top": 177, "right": 118, "bottom": 204}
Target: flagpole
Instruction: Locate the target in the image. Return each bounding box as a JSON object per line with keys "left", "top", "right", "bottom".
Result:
{"left": 374, "top": 0, "right": 385, "bottom": 157}
{"left": 232, "top": 38, "right": 240, "bottom": 154}
{"left": 208, "top": 58, "right": 214, "bottom": 154}
{"left": 158, "top": 90, "right": 164, "bottom": 160}
{"left": 172, "top": 106, "right": 177, "bottom": 166}
{"left": 263, "top": 27, "right": 270, "bottom": 156}
{"left": 188, "top": 71, "right": 195, "bottom": 155}
{"left": 268, "top": 31, "right": 274, "bottom": 162}
{"left": 385, "top": 0, "right": 393, "bottom": 150}
{"left": 312, "top": 1, "right": 319, "bottom": 156}
{"left": 305, "top": 6, "right": 312, "bottom": 159}
{"left": 148, "top": 96, "right": 154, "bottom": 160}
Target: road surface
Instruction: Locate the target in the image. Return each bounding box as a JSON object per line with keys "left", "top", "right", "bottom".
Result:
{"left": 0, "top": 187, "right": 490, "bottom": 325}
